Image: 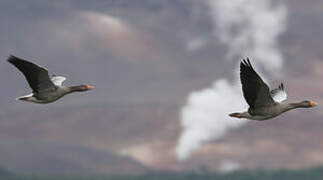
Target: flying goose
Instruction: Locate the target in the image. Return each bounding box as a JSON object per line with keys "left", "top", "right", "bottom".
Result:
{"left": 8, "top": 55, "right": 93, "bottom": 104}
{"left": 229, "top": 58, "right": 317, "bottom": 120}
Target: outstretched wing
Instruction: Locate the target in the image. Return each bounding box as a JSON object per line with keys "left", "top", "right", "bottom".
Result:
{"left": 7, "top": 55, "right": 55, "bottom": 93}
{"left": 271, "top": 83, "right": 287, "bottom": 103}
{"left": 51, "top": 75, "right": 66, "bottom": 86}
{"left": 240, "top": 58, "right": 275, "bottom": 108}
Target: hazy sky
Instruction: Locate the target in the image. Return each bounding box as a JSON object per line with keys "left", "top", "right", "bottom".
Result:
{"left": 0, "top": 0, "right": 323, "bottom": 175}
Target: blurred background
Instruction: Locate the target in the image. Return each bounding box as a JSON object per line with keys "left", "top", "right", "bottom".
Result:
{"left": 0, "top": 0, "right": 323, "bottom": 178}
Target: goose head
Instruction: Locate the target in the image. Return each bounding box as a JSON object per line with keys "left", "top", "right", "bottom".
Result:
{"left": 69, "top": 85, "right": 94, "bottom": 92}
{"left": 295, "top": 100, "right": 318, "bottom": 108}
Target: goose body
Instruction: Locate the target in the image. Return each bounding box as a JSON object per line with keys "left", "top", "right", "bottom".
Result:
{"left": 8, "top": 55, "right": 93, "bottom": 104}
{"left": 229, "top": 58, "right": 317, "bottom": 121}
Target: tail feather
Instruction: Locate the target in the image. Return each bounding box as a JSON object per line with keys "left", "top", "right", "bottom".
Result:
{"left": 229, "top": 112, "right": 243, "bottom": 118}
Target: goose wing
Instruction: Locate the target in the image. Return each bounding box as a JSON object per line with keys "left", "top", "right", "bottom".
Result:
{"left": 7, "top": 55, "right": 55, "bottom": 93}
{"left": 240, "top": 58, "right": 275, "bottom": 108}
{"left": 271, "top": 83, "right": 287, "bottom": 103}
{"left": 51, "top": 75, "right": 66, "bottom": 86}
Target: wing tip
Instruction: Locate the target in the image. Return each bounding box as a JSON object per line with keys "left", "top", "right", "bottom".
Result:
{"left": 7, "top": 54, "right": 18, "bottom": 63}
{"left": 240, "top": 57, "right": 252, "bottom": 69}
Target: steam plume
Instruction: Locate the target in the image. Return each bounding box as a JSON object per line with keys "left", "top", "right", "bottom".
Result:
{"left": 176, "top": 0, "right": 287, "bottom": 160}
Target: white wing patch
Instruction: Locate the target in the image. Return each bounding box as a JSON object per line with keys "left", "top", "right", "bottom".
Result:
{"left": 271, "top": 83, "right": 287, "bottom": 103}
{"left": 51, "top": 75, "right": 67, "bottom": 86}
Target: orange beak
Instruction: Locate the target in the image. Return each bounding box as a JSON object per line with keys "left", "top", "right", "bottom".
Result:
{"left": 86, "top": 85, "right": 94, "bottom": 90}
{"left": 310, "top": 101, "right": 318, "bottom": 107}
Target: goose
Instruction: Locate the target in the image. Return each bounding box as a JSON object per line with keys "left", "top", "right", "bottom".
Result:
{"left": 229, "top": 58, "right": 317, "bottom": 120}
{"left": 8, "top": 55, "right": 93, "bottom": 104}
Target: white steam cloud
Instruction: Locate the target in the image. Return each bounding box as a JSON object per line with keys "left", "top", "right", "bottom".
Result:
{"left": 176, "top": 0, "right": 287, "bottom": 160}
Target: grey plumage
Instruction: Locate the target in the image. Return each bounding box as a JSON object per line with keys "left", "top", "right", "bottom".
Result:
{"left": 8, "top": 55, "right": 93, "bottom": 104}
{"left": 230, "top": 58, "right": 317, "bottom": 121}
